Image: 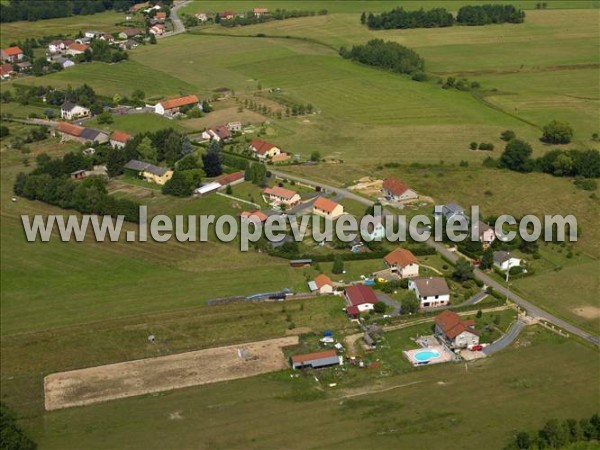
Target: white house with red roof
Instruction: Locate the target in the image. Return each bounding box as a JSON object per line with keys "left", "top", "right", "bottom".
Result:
{"left": 110, "top": 130, "right": 133, "bottom": 149}
{"left": 201, "top": 125, "right": 232, "bottom": 142}
{"left": 1, "top": 46, "right": 23, "bottom": 63}
{"left": 312, "top": 197, "right": 344, "bottom": 219}
{"left": 309, "top": 274, "right": 334, "bottom": 295}
{"left": 155, "top": 95, "right": 199, "bottom": 116}
{"left": 384, "top": 248, "right": 419, "bottom": 278}
{"left": 249, "top": 139, "right": 281, "bottom": 160}
{"left": 262, "top": 186, "right": 301, "bottom": 207}
{"left": 240, "top": 210, "right": 268, "bottom": 224}
{"left": 344, "top": 285, "right": 378, "bottom": 317}
{"left": 382, "top": 176, "right": 418, "bottom": 202}
{"left": 434, "top": 310, "right": 479, "bottom": 348}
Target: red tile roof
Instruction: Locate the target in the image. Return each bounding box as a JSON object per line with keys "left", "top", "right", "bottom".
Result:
{"left": 110, "top": 130, "right": 133, "bottom": 143}
{"left": 263, "top": 186, "right": 298, "bottom": 200}
{"left": 160, "top": 94, "right": 199, "bottom": 111}
{"left": 240, "top": 210, "right": 268, "bottom": 223}
{"left": 4, "top": 46, "right": 23, "bottom": 56}
{"left": 435, "top": 310, "right": 479, "bottom": 339}
{"left": 254, "top": 8, "right": 269, "bottom": 13}
{"left": 250, "top": 139, "right": 277, "bottom": 155}
{"left": 209, "top": 124, "right": 231, "bottom": 140}
{"left": 291, "top": 349, "right": 336, "bottom": 364}
{"left": 156, "top": 12, "right": 166, "bottom": 19}
{"left": 0, "top": 64, "right": 14, "bottom": 76}
{"left": 215, "top": 171, "right": 243, "bottom": 186}
{"left": 383, "top": 177, "right": 410, "bottom": 196}
{"left": 56, "top": 122, "right": 85, "bottom": 136}
{"left": 68, "top": 43, "right": 89, "bottom": 52}
{"left": 384, "top": 248, "right": 418, "bottom": 268}
{"left": 314, "top": 274, "right": 333, "bottom": 289}
{"left": 345, "top": 285, "right": 377, "bottom": 306}
{"left": 346, "top": 305, "right": 360, "bottom": 316}
{"left": 313, "top": 197, "right": 341, "bottom": 214}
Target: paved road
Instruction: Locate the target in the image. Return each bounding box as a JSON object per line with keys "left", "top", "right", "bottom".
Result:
{"left": 160, "top": 0, "right": 191, "bottom": 38}
{"left": 375, "top": 292, "right": 402, "bottom": 316}
{"left": 463, "top": 291, "right": 488, "bottom": 306}
{"left": 270, "top": 169, "right": 600, "bottom": 347}
{"left": 483, "top": 319, "right": 526, "bottom": 355}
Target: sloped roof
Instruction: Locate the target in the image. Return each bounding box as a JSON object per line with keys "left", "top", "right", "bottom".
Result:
{"left": 215, "top": 171, "right": 243, "bottom": 186}
{"left": 263, "top": 186, "right": 298, "bottom": 200}
{"left": 79, "top": 128, "right": 107, "bottom": 141}
{"left": 3, "top": 46, "right": 23, "bottom": 56}
{"left": 159, "top": 94, "right": 199, "bottom": 110}
{"left": 345, "top": 285, "right": 377, "bottom": 306}
{"left": 110, "top": 130, "right": 133, "bottom": 143}
{"left": 435, "top": 310, "right": 479, "bottom": 339}
{"left": 290, "top": 349, "right": 337, "bottom": 364}
{"left": 384, "top": 248, "right": 418, "bottom": 268}
{"left": 68, "top": 43, "right": 89, "bottom": 52}
{"left": 493, "top": 251, "right": 513, "bottom": 265}
{"left": 240, "top": 210, "right": 268, "bottom": 223}
{"left": 124, "top": 159, "right": 170, "bottom": 176}
{"left": 412, "top": 277, "right": 449, "bottom": 297}
{"left": 250, "top": 139, "right": 277, "bottom": 155}
{"left": 209, "top": 124, "right": 231, "bottom": 140}
{"left": 314, "top": 274, "right": 333, "bottom": 289}
{"left": 383, "top": 177, "right": 410, "bottom": 196}
{"left": 56, "top": 122, "right": 85, "bottom": 136}
{"left": 313, "top": 197, "right": 341, "bottom": 214}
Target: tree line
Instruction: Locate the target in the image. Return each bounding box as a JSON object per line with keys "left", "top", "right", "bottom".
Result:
{"left": 217, "top": 8, "right": 328, "bottom": 27}
{"left": 504, "top": 413, "right": 600, "bottom": 450}
{"left": 0, "top": 402, "right": 37, "bottom": 450}
{"left": 0, "top": 0, "right": 148, "bottom": 23}
{"left": 14, "top": 152, "right": 140, "bottom": 222}
{"left": 339, "top": 39, "right": 424, "bottom": 75}
{"left": 362, "top": 4, "right": 524, "bottom": 30}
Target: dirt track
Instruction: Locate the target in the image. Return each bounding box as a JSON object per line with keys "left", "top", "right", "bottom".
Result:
{"left": 44, "top": 336, "right": 299, "bottom": 411}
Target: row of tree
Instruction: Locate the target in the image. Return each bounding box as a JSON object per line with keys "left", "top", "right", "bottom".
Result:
{"left": 362, "top": 5, "right": 524, "bottom": 29}
{"left": 0, "top": 0, "right": 147, "bottom": 22}
{"left": 14, "top": 153, "right": 140, "bottom": 222}
{"left": 339, "top": 39, "right": 425, "bottom": 75}
{"left": 505, "top": 413, "right": 600, "bottom": 450}
{"left": 218, "top": 9, "right": 328, "bottom": 27}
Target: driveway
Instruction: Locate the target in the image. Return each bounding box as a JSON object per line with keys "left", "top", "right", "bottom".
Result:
{"left": 483, "top": 319, "right": 526, "bottom": 355}
{"left": 375, "top": 292, "right": 402, "bottom": 316}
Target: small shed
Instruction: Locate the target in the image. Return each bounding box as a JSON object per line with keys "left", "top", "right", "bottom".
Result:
{"left": 194, "top": 182, "right": 221, "bottom": 195}
{"left": 290, "top": 259, "right": 312, "bottom": 268}
{"left": 290, "top": 350, "right": 342, "bottom": 370}
{"left": 70, "top": 169, "right": 87, "bottom": 180}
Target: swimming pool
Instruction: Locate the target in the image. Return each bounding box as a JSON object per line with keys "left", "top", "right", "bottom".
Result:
{"left": 414, "top": 349, "right": 441, "bottom": 362}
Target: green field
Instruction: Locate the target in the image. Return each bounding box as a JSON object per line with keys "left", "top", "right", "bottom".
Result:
{"left": 1, "top": 2, "right": 599, "bottom": 449}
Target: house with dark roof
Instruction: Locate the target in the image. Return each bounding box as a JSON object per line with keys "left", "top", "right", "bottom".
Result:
{"left": 124, "top": 159, "right": 173, "bottom": 185}
{"left": 249, "top": 139, "right": 281, "bottom": 160}
{"left": 118, "top": 28, "right": 143, "bottom": 40}
{"left": 55, "top": 57, "right": 76, "bottom": 69}
{"left": 60, "top": 101, "right": 90, "bottom": 120}
{"left": 345, "top": 285, "right": 377, "bottom": 317}
{"left": 382, "top": 177, "right": 418, "bottom": 202}
{"left": 201, "top": 125, "right": 231, "bottom": 142}
{"left": 435, "top": 310, "right": 479, "bottom": 349}
{"left": 493, "top": 251, "right": 521, "bottom": 272}
{"left": 408, "top": 277, "right": 450, "bottom": 309}
{"left": 290, "top": 349, "right": 342, "bottom": 370}
{"left": 436, "top": 203, "right": 469, "bottom": 223}
{"left": 384, "top": 248, "right": 419, "bottom": 279}
{"left": 79, "top": 128, "right": 109, "bottom": 144}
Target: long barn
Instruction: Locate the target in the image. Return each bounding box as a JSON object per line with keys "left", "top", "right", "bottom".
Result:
{"left": 290, "top": 350, "right": 342, "bottom": 370}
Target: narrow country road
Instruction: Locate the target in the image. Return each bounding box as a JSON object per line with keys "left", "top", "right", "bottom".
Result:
{"left": 270, "top": 169, "right": 600, "bottom": 347}
{"left": 483, "top": 319, "right": 526, "bottom": 355}
{"left": 161, "top": 0, "right": 192, "bottom": 38}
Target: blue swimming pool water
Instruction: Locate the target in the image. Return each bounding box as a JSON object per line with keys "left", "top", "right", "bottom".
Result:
{"left": 363, "top": 280, "right": 375, "bottom": 285}
{"left": 414, "top": 350, "right": 440, "bottom": 362}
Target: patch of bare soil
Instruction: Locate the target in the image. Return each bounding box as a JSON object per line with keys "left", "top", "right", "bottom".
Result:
{"left": 572, "top": 306, "right": 600, "bottom": 320}
{"left": 348, "top": 177, "right": 383, "bottom": 197}
{"left": 44, "top": 336, "right": 299, "bottom": 411}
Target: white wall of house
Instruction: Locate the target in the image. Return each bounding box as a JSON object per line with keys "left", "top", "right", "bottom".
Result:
{"left": 61, "top": 105, "right": 90, "bottom": 120}
{"left": 454, "top": 330, "right": 480, "bottom": 349}
{"left": 480, "top": 228, "right": 496, "bottom": 245}
{"left": 357, "top": 303, "right": 374, "bottom": 312}
{"left": 154, "top": 103, "right": 165, "bottom": 115}
{"left": 313, "top": 204, "right": 344, "bottom": 220}
{"left": 110, "top": 139, "right": 126, "bottom": 149}
{"left": 319, "top": 285, "right": 334, "bottom": 295}
{"left": 496, "top": 258, "right": 521, "bottom": 272}
{"left": 388, "top": 188, "right": 418, "bottom": 202}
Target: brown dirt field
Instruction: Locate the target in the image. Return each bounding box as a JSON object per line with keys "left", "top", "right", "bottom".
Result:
{"left": 572, "top": 306, "right": 600, "bottom": 320}
{"left": 44, "top": 336, "right": 299, "bottom": 411}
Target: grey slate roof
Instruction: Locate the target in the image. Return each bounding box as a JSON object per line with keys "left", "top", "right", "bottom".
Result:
{"left": 61, "top": 101, "right": 77, "bottom": 111}
{"left": 79, "top": 128, "right": 107, "bottom": 141}
{"left": 412, "top": 277, "right": 450, "bottom": 297}
{"left": 493, "top": 251, "right": 512, "bottom": 265}
{"left": 124, "top": 159, "right": 169, "bottom": 176}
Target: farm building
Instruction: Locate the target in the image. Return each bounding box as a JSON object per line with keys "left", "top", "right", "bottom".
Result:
{"left": 345, "top": 285, "right": 377, "bottom": 317}
{"left": 249, "top": 139, "right": 281, "bottom": 160}
{"left": 60, "top": 101, "right": 90, "bottom": 120}
{"left": 290, "top": 350, "right": 342, "bottom": 370}
{"left": 435, "top": 310, "right": 480, "bottom": 349}
{"left": 384, "top": 248, "right": 419, "bottom": 278}
{"left": 408, "top": 277, "right": 450, "bottom": 309}
{"left": 262, "top": 186, "right": 301, "bottom": 207}
{"left": 155, "top": 94, "right": 200, "bottom": 116}
{"left": 124, "top": 160, "right": 173, "bottom": 185}
{"left": 382, "top": 177, "right": 418, "bottom": 202}
{"left": 289, "top": 259, "right": 312, "bottom": 268}
{"left": 312, "top": 197, "right": 344, "bottom": 220}
{"left": 214, "top": 171, "right": 244, "bottom": 188}
{"left": 53, "top": 123, "right": 108, "bottom": 144}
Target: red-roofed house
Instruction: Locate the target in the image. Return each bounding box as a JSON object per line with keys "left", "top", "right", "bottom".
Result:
{"left": 434, "top": 310, "right": 479, "bottom": 349}
{"left": 110, "top": 130, "right": 133, "bottom": 149}
{"left": 53, "top": 122, "right": 85, "bottom": 142}
{"left": 249, "top": 139, "right": 281, "bottom": 160}
{"left": 66, "top": 43, "right": 89, "bottom": 56}
{"left": 155, "top": 95, "right": 199, "bottom": 116}
{"left": 345, "top": 285, "right": 377, "bottom": 316}
{"left": 219, "top": 11, "right": 235, "bottom": 20}
{"left": 240, "top": 210, "right": 268, "bottom": 224}
{"left": 262, "top": 186, "right": 301, "bottom": 207}
{"left": 314, "top": 274, "right": 334, "bottom": 294}
{"left": 253, "top": 8, "right": 269, "bottom": 17}
{"left": 384, "top": 248, "right": 419, "bottom": 278}
{"left": 155, "top": 11, "right": 167, "bottom": 22}
{"left": 0, "top": 64, "right": 15, "bottom": 79}
{"left": 382, "top": 177, "right": 418, "bottom": 202}
{"left": 312, "top": 197, "right": 344, "bottom": 220}
{"left": 150, "top": 24, "right": 166, "bottom": 35}
{"left": 1, "top": 46, "right": 23, "bottom": 62}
